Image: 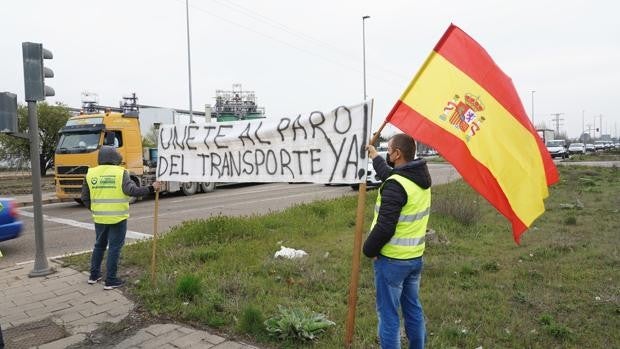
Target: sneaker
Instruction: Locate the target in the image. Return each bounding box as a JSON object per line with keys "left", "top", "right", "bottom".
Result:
{"left": 88, "top": 275, "right": 103, "bottom": 284}
{"left": 103, "top": 279, "right": 124, "bottom": 290}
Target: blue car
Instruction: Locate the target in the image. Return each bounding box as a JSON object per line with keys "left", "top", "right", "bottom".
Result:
{"left": 0, "top": 198, "right": 23, "bottom": 242}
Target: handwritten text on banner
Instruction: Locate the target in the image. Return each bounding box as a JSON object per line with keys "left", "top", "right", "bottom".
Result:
{"left": 157, "top": 101, "right": 372, "bottom": 184}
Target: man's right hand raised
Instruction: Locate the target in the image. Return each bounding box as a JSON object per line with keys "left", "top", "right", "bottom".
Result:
{"left": 366, "top": 145, "right": 379, "bottom": 159}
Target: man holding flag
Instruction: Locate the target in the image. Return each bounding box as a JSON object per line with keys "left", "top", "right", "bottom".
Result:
{"left": 352, "top": 23, "right": 559, "bottom": 348}
{"left": 363, "top": 134, "right": 431, "bottom": 349}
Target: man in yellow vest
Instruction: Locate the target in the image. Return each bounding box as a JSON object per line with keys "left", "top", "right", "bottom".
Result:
{"left": 364, "top": 134, "right": 432, "bottom": 349}
{"left": 81, "top": 146, "right": 160, "bottom": 290}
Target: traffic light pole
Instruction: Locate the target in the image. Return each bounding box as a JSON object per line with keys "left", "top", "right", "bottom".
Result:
{"left": 27, "top": 101, "right": 54, "bottom": 277}
{"left": 21, "top": 41, "right": 55, "bottom": 276}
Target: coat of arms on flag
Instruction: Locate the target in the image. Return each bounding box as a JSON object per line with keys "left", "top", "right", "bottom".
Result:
{"left": 439, "top": 93, "right": 486, "bottom": 141}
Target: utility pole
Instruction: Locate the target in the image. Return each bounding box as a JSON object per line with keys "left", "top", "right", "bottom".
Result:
{"left": 581, "top": 110, "right": 585, "bottom": 139}
{"left": 550, "top": 112, "right": 564, "bottom": 136}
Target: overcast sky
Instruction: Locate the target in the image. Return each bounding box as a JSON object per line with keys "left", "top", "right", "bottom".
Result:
{"left": 2, "top": 0, "right": 619, "bottom": 139}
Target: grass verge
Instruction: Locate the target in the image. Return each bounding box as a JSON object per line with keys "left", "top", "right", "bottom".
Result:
{"left": 63, "top": 165, "right": 620, "bottom": 348}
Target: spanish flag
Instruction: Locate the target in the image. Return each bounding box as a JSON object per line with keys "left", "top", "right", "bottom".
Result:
{"left": 386, "top": 24, "right": 558, "bottom": 243}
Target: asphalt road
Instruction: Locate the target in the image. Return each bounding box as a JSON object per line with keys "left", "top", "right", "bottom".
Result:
{"left": 0, "top": 163, "right": 459, "bottom": 268}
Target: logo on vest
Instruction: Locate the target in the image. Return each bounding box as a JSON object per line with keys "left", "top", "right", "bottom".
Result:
{"left": 99, "top": 176, "right": 117, "bottom": 185}
{"left": 90, "top": 177, "right": 98, "bottom": 185}
{"left": 438, "top": 93, "right": 485, "bottom": 142}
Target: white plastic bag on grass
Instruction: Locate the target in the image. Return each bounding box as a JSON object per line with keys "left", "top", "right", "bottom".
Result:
{"left": 274, "top": 246, "right": 308, "bottom": 259}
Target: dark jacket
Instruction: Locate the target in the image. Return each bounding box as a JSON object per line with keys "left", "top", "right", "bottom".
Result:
{"left": 362, "top": 155, "right": 432, "bottom": 258}
{"left": 81, "top": 146, "right": 154, "bottom": 210}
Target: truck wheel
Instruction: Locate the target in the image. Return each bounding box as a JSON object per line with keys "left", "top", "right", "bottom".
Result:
{"left": 181, "top": 182, "right": 198, "bottom": 196}
{"left": 200, "top": 182, "right": 216, "bottom": 193}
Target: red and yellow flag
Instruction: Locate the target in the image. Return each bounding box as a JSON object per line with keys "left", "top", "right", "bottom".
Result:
{"left": 386, "top": 24, "right": 558, "bottom": 243}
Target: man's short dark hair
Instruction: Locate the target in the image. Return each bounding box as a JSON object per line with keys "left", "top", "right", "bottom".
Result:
{"left": 390, "top": 133, "right": 416, "bottom": 162}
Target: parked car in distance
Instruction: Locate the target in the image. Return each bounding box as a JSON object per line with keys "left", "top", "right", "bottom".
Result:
{"left": 546, "top": 139, "right": 569, "bottom": 159}
{"left": 0, "top": 198, "right": 23, "bottom": 242}
{"left": 594, "top": 141, "right": 607, "bottom": 151}
{"left": 585, "top": 144, "right": 596, "bottom": 152}
{"left": 351, "top": 151, "right": 387, "bottom": 191}
{"left": 568, "top": 143, "right": 586, "bottom": 155}
{"left": 421, "top": 149, "right": 438, "bottom": 156}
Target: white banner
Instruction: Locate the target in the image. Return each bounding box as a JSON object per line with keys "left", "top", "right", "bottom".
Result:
{"left": 157, "top": 101, "right": 373, "bottom": 184}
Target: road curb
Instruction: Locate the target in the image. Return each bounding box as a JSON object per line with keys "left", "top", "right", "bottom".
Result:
{"left": 16, "top": 197, "right": 73, "bottom": 208}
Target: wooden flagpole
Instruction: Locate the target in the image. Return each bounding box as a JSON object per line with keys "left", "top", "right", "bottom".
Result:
{"left": 150, "top": 188, "right": 160, "bottom": 287}
{"left": 344, "top": 181, "right": 367, "bottom": 347}
{"left": 344, "top": 110, "right": 387, "bottom": 347}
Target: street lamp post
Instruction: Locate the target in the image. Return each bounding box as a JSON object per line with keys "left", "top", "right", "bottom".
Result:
{"left": 186, "top": 0, "right": 194, "bottom": 123}
{"left": 362, "top": 16, "right": 370, "bottom": 101}
{"left": 530, "top": 90, "right": 535, "bottom": 126}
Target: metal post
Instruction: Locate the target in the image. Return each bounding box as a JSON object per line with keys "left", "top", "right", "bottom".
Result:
{"left": 582, "top": 110, "right": 585, "bottom": 139}
{"left": 530, "top": 90, "right": 535, "bottom": 126}
{"left": 362, "top": 16, "right": 370, "bottom": 101}
{"left": 593, "top": 115, "right": 596, "bottom": 138}
{"left": 27, "top": 101, "right": 54, "bottom": 277}
{"left": 186, "top": 0, "right": 194, "bottom": 123}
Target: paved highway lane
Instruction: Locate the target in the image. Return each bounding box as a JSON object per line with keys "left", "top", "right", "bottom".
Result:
{"left": 0, "top": 163, "right": 459, "bottom": 268}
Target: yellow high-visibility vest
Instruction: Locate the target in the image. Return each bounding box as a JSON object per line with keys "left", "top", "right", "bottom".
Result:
{"left": 370, "top": 174, "right": 431, "bottom": 259}
{"left": 86, "top": 165, "right": 129, "bottom": 224}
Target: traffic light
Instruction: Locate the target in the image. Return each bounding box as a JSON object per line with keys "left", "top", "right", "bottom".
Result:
{"left": 0, "top": 92, "right": 18, "bottom": 133}
{"left": 22, "top": 42, "right": 55, "bottom": 102}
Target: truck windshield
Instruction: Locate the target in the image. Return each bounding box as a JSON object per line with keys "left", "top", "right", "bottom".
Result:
{"left": 56, "top": 132, "right": 101, "bottom": 154}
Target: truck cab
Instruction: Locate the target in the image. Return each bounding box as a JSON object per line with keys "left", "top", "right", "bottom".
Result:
{"left": 54, "top": 111, "right": 144, "bottom": 201}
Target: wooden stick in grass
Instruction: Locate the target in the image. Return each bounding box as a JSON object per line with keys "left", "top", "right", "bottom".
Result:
{"left": 344, "top": 112, "right": 385, "bottom": 347}
{"left": 150, "top": 188, "right": 160, "bottom": 287}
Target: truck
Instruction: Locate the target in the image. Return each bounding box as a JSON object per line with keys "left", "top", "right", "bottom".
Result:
{"left": 536, "top": 128, "right": 555, "bottom": 144}
{"left": 54, "top": 94, "right": 215, "bottom": 203}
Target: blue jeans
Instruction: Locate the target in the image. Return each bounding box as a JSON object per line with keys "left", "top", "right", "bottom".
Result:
{"left": 90, "top": 220, "right": 127, "bottom": 283}
{"left": 374, "top": 255, "right": 425, "bottom": 349}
